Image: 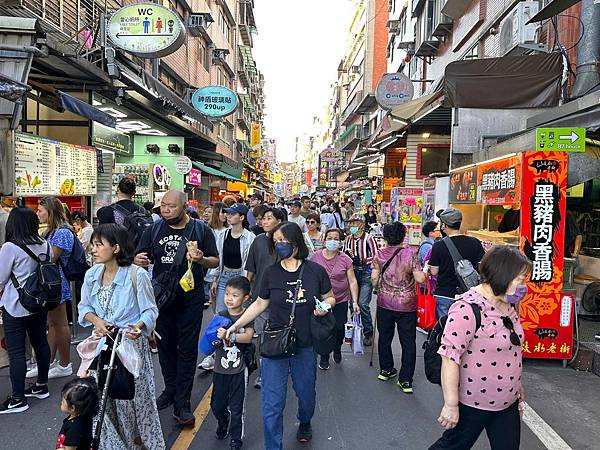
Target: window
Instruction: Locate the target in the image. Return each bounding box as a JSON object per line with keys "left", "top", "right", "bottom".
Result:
{"left": 218, "top": 11, "right": 232, "bottom": 45}
{"left": 219, "top": 122, "right": 233, "bottom": 143}
{"left": 199, "top": 39, "right": 210, "bottom": 71}
{"left": 464, "top": 44, "right": 479, "bottom": 60}
{"left": 216, "top": 68, "right": 230, "bottom": 88}
{"left": 417, "top": 144, "right": 450, "bottom": 179}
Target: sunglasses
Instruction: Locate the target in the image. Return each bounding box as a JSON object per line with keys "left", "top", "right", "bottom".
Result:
{"left": 307, "top": 220, "right": 319, "bottom": 224}
{"left": 501, "top": 316, "right": 521, "bottom": 346}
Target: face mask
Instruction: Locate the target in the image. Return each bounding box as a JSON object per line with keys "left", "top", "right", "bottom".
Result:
{"left": 507, "top": 284, "right": 528, "bottom": 304}
{"left": 440, "top": 228, "right": 447, "bottom": 238}
{"left": 274, "top": 242, "right": 294, "bottom": 260}
{"left": 349, "top": 226, "right": 359, "bottom": 235}
{"left": 325, "top": 240, "right": 340, "bottom": 251}
{"left": 165, "top": 214, "right": 184, "bottom": 226}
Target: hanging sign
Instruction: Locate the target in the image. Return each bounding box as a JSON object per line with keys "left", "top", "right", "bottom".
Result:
{"left": 476, "top": 155, "right": 522, "bottom": 205}
{"left": 251, "top": 122, "right": 261, "bottom": 148}
{"left": 186, "top": 168, "right": 202, "bottom": 186}
{"left": 174, "top": 155, "right": 192, "bottom": 175}
{"left": 107, "top": 3, "right": 186, "bottom": 58}
{"left": 536, "top": 127, "right": 586, "bottom": 152}
{"left": 191, "top": 85, "right": 238, "bottom": 118}
{"left": 153, "top": 164, "right": 171, "bottom": 189}
{"left": 375, "top": 73, "right": 414, "bottom": 110}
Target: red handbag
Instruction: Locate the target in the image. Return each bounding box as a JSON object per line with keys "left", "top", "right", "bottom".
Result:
{"left": 416, "top": 280, "right": 437, "bottom": 330}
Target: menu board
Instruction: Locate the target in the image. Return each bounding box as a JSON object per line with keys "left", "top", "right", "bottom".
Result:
{"left": 476, "top": 155, "right": 522, "bottom": 205}
{"left": 14, "top": 132, "right": 97, "bottom": 196}
{"left": 449, "top": 167, "right": 477, "bottom": 203}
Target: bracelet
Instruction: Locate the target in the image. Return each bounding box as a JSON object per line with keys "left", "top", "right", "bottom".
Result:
{"left": 230, "top": 332, "right": 237, "bottom": 343}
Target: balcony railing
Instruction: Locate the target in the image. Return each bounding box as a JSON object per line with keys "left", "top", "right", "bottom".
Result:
{"left": 340, "top": 90, "right": 364, "bottom": 125}
{"left": 334, "top": 124, "right": 365, "bottom": 152}
{"left": 432, "top": 0, "right": 452, "bottom": 38}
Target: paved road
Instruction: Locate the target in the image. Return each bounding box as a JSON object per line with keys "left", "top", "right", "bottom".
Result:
{"left": 2, "top": 309, "right": 599, "bottom": 449}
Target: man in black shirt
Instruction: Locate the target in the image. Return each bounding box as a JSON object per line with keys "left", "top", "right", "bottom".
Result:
{"left": 97, "top": 177, "right": 141, "bottom": 225}
{"left": 428, "top": 207, "right": 485, "bottom": 318}
{"left": 134, "top": 189, "right": 219, "bottom": 426}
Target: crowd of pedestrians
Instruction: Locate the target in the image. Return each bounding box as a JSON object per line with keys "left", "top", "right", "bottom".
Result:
{"left": 0, "top": 179, "right": 528, "bottom": 450}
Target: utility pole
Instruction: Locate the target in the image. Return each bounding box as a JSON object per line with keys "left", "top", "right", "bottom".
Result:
{"left": 572, "top": 0, "right": 600, "bottom": 98}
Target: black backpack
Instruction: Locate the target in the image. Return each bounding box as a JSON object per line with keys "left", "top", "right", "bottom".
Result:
{"left": 112, "top": 203, "right": 153, "bottom": 246}
{"left": 57, "top": 228, "right": 90, "bottom": 282}
{"left": 423, "top": 302, "right": 481, "bottom": 384}
{"left": 10, "top": 243, "right": 62, "bottom": 313}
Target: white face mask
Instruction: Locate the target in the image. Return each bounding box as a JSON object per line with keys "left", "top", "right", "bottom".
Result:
{"left": 325, "top": 240, "right": 340, "bottom": 251}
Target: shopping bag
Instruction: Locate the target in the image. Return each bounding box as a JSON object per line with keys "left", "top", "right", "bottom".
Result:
{"left": 179, "top": 260, "right": 195, "bottom": 292}
{"left": 416, "top": 280, "right": 437, "bottom": 330}
{"left": 116, "top": 336, "right": 142, "bottom": 378}
{"left": 352, "top": 313, "right": 364, "bottom": 355}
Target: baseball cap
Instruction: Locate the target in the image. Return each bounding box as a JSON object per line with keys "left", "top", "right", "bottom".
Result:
{"left": 436, "top": 207, "right": 463, "bottom": 227}
{"left": 223, "top": 203, "right": 249, "bottom": 216}
{"left": 290, "top": 200, "right": 301, "bottom": 208}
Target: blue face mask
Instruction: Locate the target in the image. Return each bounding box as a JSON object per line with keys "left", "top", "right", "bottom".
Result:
{"left": 349, "top": 226, "right": 359, "bottom": 235}
{"left": 507, "top": 284, "right": 528, "bottom": 304}
{"left": 274, "top": 242, "right": 294, "bottom": 260}
{"left": 325, "top": 240, "right": 340, "bottom": 251}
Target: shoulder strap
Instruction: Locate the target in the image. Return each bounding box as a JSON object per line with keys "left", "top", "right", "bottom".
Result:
{"left": 150, "top": 220, "right": 164, "bottom": 248}
{"left": 288, "top": 263, "right": 306, "bottom": 325}
{"left": 10, "top": 242, "right": 51, "bottom": 289}
{"left": 112, "top": 203, "right": 131, "bottom": 216}
{"left": 131, "top": 265, "right": 138, "bottom": 297}
{"left": 442, "top": 237, "right": 464, "bottom": 266}
{"left": 470, "top": 302, "right": 482, "bottom": 331}
{"left": 381, "top": 247, "right": 402, "bottom": 276}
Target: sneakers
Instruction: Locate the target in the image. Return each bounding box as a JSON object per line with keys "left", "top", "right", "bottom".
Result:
{"left": 0, "top": 396, "right": 28, "bottom": 414}
{"left": 174, "top": 404, "right": 195, "bottom": 427}
{"left": 230, "top": 438, "right": 243, "bottom": 449}
{"left": 296, "top": 421, "right": 312, "bottom": 443}
{"left": 363, "top": 335, "right": 373, "bottom": 347}
{"left": 24, "top": 383, "right": 49, "bottom": 399}
{"left": 25, "top": 360, "right": 56, "bottom": 379}
{"left": 253, "top": 377, "right": 262, "bottom": 389}
{"left": 595, "top": 333, "right": 600, "bottom": 341}
{"left": 333, "top": 350, "right": 342, "bottom": 364}
{"left": 397, "top": 381, "right": 414, "bottom": 394}
{"left": 156, "top": 392, "right": 174, "bottom": 411}
{"left": 378, "top": 368, "right": 398, "bottom": 381}
{"left": 47, "top": 363, "right": 73, "bottom": 379}
{"left": 318, "top": 357, "right": 330, "bottom": 371}
{"left": 198, "top": 354, "right": 214, "bottom": 371}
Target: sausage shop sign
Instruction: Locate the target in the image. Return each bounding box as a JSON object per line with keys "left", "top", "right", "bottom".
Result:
{"left": 191, "top": 86, "right": 238, "bottom": 118}
{"left": 108, "top": 3, "right": 186, "bottom": 58}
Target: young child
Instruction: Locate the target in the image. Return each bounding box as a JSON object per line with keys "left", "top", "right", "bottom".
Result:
{"left": 56, "top": 377, "right": 99, "bottom": 450}
{"left": 211, "top": 276, "right": 255, "bottom": 450}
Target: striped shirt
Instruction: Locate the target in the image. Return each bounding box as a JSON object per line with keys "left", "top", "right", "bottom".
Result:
{"left": 343, "top": 234, "right": 379, "bottom": 266}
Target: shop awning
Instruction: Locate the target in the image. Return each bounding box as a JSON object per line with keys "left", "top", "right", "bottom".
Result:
{"left": 444, "top": 52, "right": 562, "bottom": 108}
{"left": 193, "top": 161, "right": 245, "bottom": 182}
{"left": 391, "top": 91, "right": 442, "bottom": 121}
{"left": 527, "top": 0, "right": 580, "bottom": 23}
{"left": 57, "top": 91, "right": 116, "bottom": 128}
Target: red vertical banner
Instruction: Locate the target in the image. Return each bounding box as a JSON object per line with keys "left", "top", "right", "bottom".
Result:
{"left": 520, "top": 151, "right": 573, "bottom": 359}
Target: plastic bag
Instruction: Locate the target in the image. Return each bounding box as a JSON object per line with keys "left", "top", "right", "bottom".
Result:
{"left": 179, "top": 260, "right": 195, "bottom": 292}
{"left": 352, "top": 312, "right": 364, "bottom": 355}
{"left": 116, "top": 336, "right": 142, "bottom": 378}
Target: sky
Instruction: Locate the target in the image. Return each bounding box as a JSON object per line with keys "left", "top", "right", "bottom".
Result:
{"left": 253, "top": 0, "right": 355, "bottom": 163}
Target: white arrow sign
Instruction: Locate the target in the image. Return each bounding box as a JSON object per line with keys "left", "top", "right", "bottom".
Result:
{"left": 558, "top": 131, "right": 579, "bottom": 144}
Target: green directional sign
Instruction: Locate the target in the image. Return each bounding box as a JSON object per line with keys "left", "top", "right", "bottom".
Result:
{"left": 536, "top": 127, "right": 586, "bottom": 152}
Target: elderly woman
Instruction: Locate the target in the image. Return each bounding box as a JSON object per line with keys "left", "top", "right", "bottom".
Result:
{"left": 429, "top": 246, "right": 530, "bottom": 450}
{"left": 78, "top": 224, "right": 164, "bottom": 449}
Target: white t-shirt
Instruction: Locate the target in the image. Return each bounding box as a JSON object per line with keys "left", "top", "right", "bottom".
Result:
{"left": 288, "top": 214, "right": 308, "bottom": 233}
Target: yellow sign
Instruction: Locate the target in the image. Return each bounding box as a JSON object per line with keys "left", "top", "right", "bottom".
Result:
{"left": 250, "top": 147, "right": 261, "bottom": 159}
{"left": 273, "top": 173, "right": 282, "bottom": 183}
{"left": 251, "top": 122, "right": 261, "bottom": 147}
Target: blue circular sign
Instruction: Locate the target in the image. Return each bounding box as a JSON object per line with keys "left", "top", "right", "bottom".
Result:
{"left": 191, "top": 85, "right": 238, "bottom": 118}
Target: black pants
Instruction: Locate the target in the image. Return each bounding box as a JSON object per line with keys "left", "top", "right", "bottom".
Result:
{"left": 211, "top": 371, "right": 246, "bottom": 443}
{"left": 1, "top": 307, "right": 50, "bottom": 399}
{"left": 331, "top": 302, "right": 350, "bottom": 357}
{"left": 156, "top": 288, "right": 204, "bottom": 410}
{"left": 429, "top": 401, "right": 521, "bottom": 450}
{"left": 376, "top": 308, "right": 417, "bottom": 383}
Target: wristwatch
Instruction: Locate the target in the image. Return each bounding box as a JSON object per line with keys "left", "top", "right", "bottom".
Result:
{"left": 230, "top": 332, "right": 237, "bottom": 343}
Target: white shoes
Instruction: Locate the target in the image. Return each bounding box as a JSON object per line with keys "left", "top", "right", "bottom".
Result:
{"left": 198, "top": 354, "right": 214, "bottom": 371}
{"left": 48, "top": 363, "right": 73, "bottom": 379}
{"left": 26, "top": 361, "right": 56, "bottom": 379}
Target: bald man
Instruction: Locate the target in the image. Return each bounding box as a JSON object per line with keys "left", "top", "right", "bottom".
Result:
{"left": 135, "top": 189, "right": 219, "bottom": 426}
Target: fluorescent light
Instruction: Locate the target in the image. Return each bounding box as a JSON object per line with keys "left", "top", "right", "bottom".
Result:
{"left": 476, "top": 152, "right": 519, "bottom": 166}
{"left": 138, "top": 129, "right": 168, "bottom": 136}
{"left": 422, "top": 133, "right": 430, "bottom": 139}
{"left": 99, "top": 107, "right": 127, "bottom": 119}
{"left": 422, "top": 148, "right": 428, "bottom": 153}
{"left": 183, "top": 115, "right": 196, "bottom": 122}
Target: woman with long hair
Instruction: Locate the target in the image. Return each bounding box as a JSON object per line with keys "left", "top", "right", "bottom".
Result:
{"left": 27, "top": 197, "right": 74, "bottom": 380}
{"left": 208, "top": 202, "right": 227, "bottom": 232}
{"left": 78, "top": 224, "right": 164, "bottom": 449}
{"left": 364, "top": 204, "right": 377, "bottom": 230}
{"left": 371, "top": 222, "right": 426, "bottom": 394}
{"left": 225, "top": 222, "right": 335, "bottom": 449}
{"left": 0, "top": 208, "right": 52, "bottom": 414}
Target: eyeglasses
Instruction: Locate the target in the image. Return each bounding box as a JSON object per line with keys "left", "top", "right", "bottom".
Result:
{"left": 307, "top": 220, "right": 318, "bottom": 224}
{"left": 501, "top": 316, "right": 521, "bottom": 346}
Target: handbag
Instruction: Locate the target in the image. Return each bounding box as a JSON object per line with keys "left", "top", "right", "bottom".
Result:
{"left": 91, "top": 331, "right": 135, "bottom": 401}
{"left": 152, "top": 220, "right": 195, "bottom": 311}
{"left": 311, "top": 310, "right": 336, "bottom": 356}
{"left": 260, "top": 264, "right": 305, "bottom": 359}
{"left": 416, "top": 280, "right": 437, "bottom": 330}
{"left": 374, "top": 247, "right": 402, "bottom": 294}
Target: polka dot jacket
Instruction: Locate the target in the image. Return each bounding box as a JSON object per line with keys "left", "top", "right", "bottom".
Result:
{"left": 438, "top": 289, "right": 524, "bottom": 411}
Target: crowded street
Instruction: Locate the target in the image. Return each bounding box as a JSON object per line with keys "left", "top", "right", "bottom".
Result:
{"left": 2, "top": 0, "right": 600, "bottom": 449}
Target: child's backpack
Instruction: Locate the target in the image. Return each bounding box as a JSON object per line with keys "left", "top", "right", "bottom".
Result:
{"left": 423, "top": 302, "right": 481, "bottom": 384}
{"left": 10, "top": 243, "right": 62, "bottom": 313}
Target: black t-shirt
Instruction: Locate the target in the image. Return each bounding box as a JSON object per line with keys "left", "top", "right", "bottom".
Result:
{"left": 222, "top": 231, "right": 242, "bottom": 269}
{"left": 564, "top": 214, "right": 582, "bottom": 257}
{"left": 97, "top": 199, "right": 140, "bottom": 225}
{"left": 214, "top": 310, "right": 253, "bottom": 375}
{"left": 259, "top": 260, "right": 332, "bottom": 348}
{"left": 56, "top": 414, "right": 93, "bottom": 449}
{"left": 136, "top": 218, "right": 218, "bottom": 285}
{"left": 429, "top": 236, "right": 485, "bottom": 298}
{"left": 245, "top": 233, "right": 278, "bottom": 301}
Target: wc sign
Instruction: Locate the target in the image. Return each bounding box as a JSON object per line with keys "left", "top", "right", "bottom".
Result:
{"left": 108, "top": 3, "right": 186, "bottom": 58}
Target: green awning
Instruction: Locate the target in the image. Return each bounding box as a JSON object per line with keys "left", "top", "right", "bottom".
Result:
{"left": 193, "top": 162, "right": 245, "bottom": 182}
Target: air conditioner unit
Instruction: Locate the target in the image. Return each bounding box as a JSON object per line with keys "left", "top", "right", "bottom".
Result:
{"left": 188, "top": 12, "right": 214, "bottom": 37}
{"left": 212, "top": 48, "right": 230, "bottom": 65}
{"left": 498, "top": 2, "right": 543, "bottom": 56}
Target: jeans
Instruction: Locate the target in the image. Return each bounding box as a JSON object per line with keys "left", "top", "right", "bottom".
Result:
{"left": 354, "top": 267, "right": 373, "bottom": 335}
{"left": 156, "top": 287, "right": 205, "bottom": 410}
{"left": 376, "top": 308, "right": 417, "bottom": 383}
{"left": 429, "top": 401, "right": 521, "bottom": 450}
{"left": 435, "top": 295, "right": 456, "bottom": 319}
{"left": 1, "top": 307, "right": 50, "bottom": 399}
{"left": 261, "top": 347, "right": 317, "bottom": 450}
{"left": 216, "top": 269, "right": 244, "bottom": 314}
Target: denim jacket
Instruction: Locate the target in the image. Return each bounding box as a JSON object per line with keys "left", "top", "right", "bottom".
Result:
{"left": 207, "top": 228, "right": 256, "bottom": 280}
{"left": 78, "top": 264, "right": 158, "bottom": 336}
